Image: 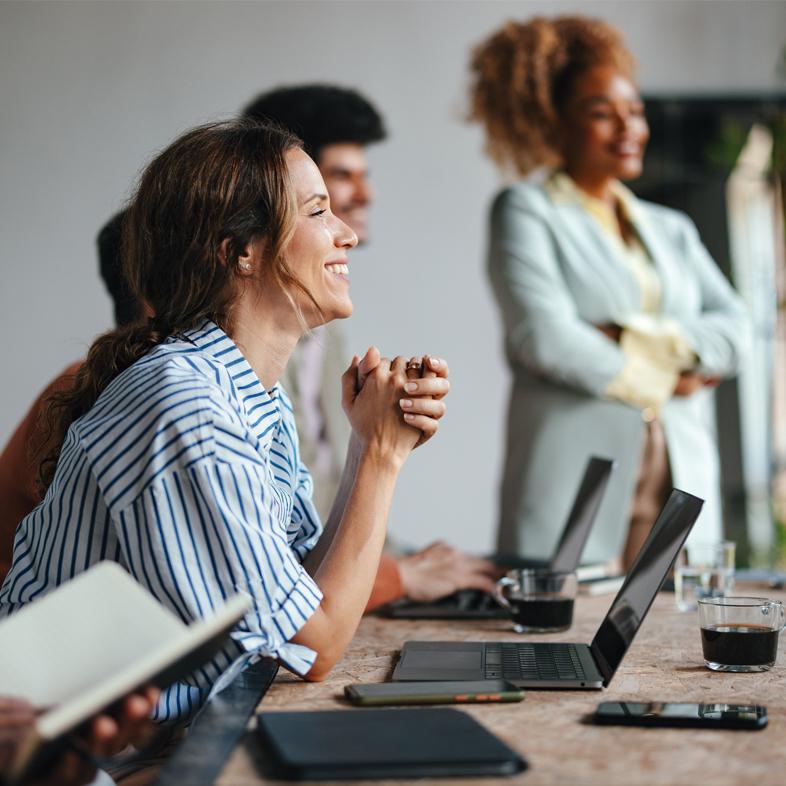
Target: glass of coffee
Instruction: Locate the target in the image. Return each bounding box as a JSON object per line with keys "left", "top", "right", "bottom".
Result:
{"left": 698, "top": 596, "right": 785, "bottom": 672}
{"left": 494, "top": 569, "right": 577, "bottom": 633}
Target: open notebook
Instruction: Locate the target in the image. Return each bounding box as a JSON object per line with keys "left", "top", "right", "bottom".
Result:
{"left": 0, "top": 561, "right": 250, "bottom": 780}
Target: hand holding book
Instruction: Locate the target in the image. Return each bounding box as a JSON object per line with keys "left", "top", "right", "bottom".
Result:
{"left": 0, "top": 687, "right": 158, "bottom": 786}
{"left": 1, "top": 698, "right": 35, "bottom": 777}
{"left": 0, "top": 563, "right": 249, "bottom": 782}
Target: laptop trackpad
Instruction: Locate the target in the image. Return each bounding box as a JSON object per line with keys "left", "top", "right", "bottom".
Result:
{"left": 403, "top": 650, "right": 482, "bottom": 670}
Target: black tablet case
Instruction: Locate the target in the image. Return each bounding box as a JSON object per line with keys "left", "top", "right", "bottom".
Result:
{"left": 256, "top": 707, "right": 527, "bottom": 779}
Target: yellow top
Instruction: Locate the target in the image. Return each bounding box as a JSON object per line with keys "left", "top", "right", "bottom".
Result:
{"left": 545, "top": 172, "right": 696, "bottom": 418}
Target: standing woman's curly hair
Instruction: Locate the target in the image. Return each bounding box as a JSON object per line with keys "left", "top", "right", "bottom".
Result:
{"left": 469, "top": 16, "right": 636, "bottom": 176}
{"left": 37, "top": 119, "right": 309, "bottom": 491}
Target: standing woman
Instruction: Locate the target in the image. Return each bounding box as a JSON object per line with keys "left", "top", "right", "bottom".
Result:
{"left": 0, "top": 121, "right": 449, "bottom": 723}
{"left": 469, "top": 17, "right": 749, "bottom": 568}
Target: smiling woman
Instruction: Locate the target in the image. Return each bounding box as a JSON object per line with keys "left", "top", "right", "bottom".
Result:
{"left": 0, "top": 120, "right": 449, "bottom": 724}
{"left": 469, "top": 17, "right": 749, "bottom": 569}
{"left": 282, "top": 149, "right": 356, "bottom": 325}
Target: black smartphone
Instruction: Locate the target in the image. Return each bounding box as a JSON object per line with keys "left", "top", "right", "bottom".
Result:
{"left": 344, "top": 680, "right": 525, "bottom": 707}
{"left": 593, "top": 701, "right": 767, "bottom": 730}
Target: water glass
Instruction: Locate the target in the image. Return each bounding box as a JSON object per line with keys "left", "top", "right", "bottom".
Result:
{"left": 674, "top": 541, "right": 735, "bottom": 612}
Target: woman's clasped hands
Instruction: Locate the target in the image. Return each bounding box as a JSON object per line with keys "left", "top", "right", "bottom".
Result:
{"left": 341, "top": 346, "right": 449, "bottom": 466}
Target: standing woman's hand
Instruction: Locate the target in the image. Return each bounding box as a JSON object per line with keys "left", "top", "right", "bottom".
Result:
{"left": 673, "top": 371, "right": 721, "bottom": 396}
{"left": 595, "top": 323, "right": 622, "bottom": 343}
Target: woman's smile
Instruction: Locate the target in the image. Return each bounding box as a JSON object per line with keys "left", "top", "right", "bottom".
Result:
{"left": 325, "top": 259, "right": 350, "bottom": 281}
{"left": 285, "top": 148, "right": 357, "bottom": 325}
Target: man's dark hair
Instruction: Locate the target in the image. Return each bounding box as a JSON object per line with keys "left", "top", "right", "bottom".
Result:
{"left": 97, "top": 210, "right": 139, "bottom": 327}
{"left": 98, "top": 86, "right": 383, "bottom": 328}
{"left": 242, "top": 84, "right": 386, "bottom": 162}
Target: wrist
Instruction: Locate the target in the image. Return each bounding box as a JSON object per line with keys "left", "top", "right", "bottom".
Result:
{"left": 396, "top": 554, "right": 420, "bottom": 598}
{"left": 356, "top": 443, "right": 406, "bottom": 476}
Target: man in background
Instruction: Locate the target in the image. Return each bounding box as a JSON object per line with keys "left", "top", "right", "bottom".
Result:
{"left": 0, "top": 85, "right": 496, "bottom": 609}
{"left": 242, "top": 84, "right": 497, "bottom": 609}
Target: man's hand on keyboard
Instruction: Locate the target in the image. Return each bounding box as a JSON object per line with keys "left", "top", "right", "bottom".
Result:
{"left": 396, "top": 541, "right": 500, "bottom": 602}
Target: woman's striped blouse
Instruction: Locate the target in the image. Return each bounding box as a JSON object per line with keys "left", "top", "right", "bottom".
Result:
{"left": 0, "top": 321, "right": 324, "bottom": 724}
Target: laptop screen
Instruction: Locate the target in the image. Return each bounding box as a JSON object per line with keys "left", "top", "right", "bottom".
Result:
{"left": 590, "top": 489, "right": 704, "bottom": 685}
{"left": 550, "top": 457, "right": 614, "bottom": 572}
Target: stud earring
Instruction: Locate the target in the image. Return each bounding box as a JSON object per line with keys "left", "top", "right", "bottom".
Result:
{"left": 242, "top": 263, "right": 252, "bottom": 271}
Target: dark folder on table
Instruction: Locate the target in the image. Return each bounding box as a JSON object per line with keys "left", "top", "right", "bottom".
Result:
{"left": 256, "top": 708, "right": 527, "bottom": 779}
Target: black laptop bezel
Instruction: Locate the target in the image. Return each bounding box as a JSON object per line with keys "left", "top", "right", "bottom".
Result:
{"left": 547, "top": 456, "right": 615, "bottom": 573}
{"left": 589, "top": 489, "right": 704, "bottom": 685}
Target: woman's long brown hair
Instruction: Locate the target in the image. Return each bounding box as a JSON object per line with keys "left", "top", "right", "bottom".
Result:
{"left": 37, "top": 119, "right": 314, "bottom": 492}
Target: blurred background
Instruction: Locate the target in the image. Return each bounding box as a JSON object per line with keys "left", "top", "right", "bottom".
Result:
{"left": 1, "top": 0, "right": 784, "bottom": 565}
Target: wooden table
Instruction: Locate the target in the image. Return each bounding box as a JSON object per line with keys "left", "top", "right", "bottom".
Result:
{"left": 217, "top": 586, "right": 786, "bottom": 785}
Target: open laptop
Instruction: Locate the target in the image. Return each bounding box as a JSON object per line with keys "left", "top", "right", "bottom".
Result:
{"left": 384, "top": 456, "right": 615, "bottom": 619}
{"left": 392, "top": 489, "right": 703, "bottom": 689}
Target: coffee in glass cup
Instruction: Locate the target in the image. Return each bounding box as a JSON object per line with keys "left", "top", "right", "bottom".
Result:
{"left": 698, "top": 596, "right": 785, "bottom": 672}
{"left": 494, "top": 569, "right": 577, "bottom": 633}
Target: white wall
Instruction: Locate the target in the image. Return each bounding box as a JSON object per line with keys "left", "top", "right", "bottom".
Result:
{"left": 1, "top": 0, "right": 784, "bottom": 551}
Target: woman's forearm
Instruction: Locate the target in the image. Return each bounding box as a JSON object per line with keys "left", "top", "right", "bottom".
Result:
{"left": 291, "top": 353, "right": 448, "bottom": 681}
{"left": 291, "top": 449, "right": 399, "bottom": 679}
{"left": 302, "top": 433, "right": 362, "bottom": 576}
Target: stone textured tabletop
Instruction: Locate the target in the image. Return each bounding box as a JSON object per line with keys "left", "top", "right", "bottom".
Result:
{"left": 217, "top": 586, "right": 786, "bottom": 785}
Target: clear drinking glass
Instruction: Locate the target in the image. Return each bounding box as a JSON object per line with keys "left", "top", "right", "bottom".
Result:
{"left": 494, "top": 569, "right": 577, "bottom": 633}
{"left": 698, "top": 596, "right": 785, "bottom": 672}
{"left": 674, "top": 541, "right": 735, "bottom": 612}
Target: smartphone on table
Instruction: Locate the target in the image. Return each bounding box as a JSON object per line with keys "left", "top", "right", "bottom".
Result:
{"left": 344, "top": 680, "right": 525, "bottom": 707}
{"left": 593, "top": 701, "right": 767, "bottom": 730}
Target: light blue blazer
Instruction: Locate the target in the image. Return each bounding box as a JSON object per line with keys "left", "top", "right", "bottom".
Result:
{"left": 487, "top": 180, "right": 750, "bottom": 563}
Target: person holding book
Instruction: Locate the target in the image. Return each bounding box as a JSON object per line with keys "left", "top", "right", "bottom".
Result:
{"left": 0, "top": 689, "right": 158, "bottom": 785}
{"left": 469, "top": 16, "right": 749, "bottom": 568}
{"left": 0, "top": 120, "right": 449, "bottom": 724}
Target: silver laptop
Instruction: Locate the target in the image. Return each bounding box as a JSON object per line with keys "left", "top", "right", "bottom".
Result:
{"left": 384, "top": 456, "right": 615, "bottom": 619}
{"left": 392, "top": 489, "right": 703, "bottom": 689}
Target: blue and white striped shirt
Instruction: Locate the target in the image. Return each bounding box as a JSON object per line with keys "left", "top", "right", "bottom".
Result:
{"left": 0, "top": 321, "right": 324, "bottom": 723}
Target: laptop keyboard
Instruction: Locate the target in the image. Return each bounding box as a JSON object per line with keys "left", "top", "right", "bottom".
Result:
{"left": 451, "top": 590, "right": 501, "bottom": 612}
{"left": 484, "top": 642, "right": 587, "bottom": 681}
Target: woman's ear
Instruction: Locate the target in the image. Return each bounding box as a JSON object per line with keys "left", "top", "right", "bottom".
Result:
{"left": 220, "top": 237, "right": 259, "bottom": 276}
{"left": 237, "top": 242, "right": 255, "bottom": 276}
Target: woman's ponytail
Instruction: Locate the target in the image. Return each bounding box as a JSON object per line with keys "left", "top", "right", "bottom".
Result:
{"left": 35, "top": 320, "right": 168, "bottom": 493}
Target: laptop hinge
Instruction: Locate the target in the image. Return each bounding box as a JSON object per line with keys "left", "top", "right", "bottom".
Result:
{"left": 590, "top": 640, "right": 614, "bottom": 686}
